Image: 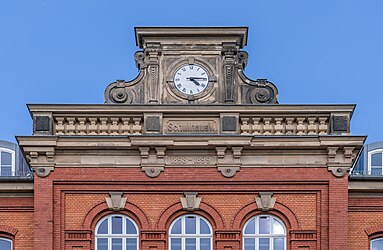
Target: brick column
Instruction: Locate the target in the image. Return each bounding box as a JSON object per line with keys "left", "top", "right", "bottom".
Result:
{"left": 33, "top": 173, "right": 54, "bottom": 249}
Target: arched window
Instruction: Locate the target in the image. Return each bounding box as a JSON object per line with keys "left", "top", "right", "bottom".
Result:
{"left": 0, "top": 238, "right": 12, "bottom": 250}
{"left": 369, "top": 149, "right": 383, "bottom": 175}
{"left": 243, "top": 215, "right": 286, "bottom": 250}
{"left": 371, "top": 238, "right": 383, "bottom": 250}
{"left": 0, "top": 148, "right": 15, "bottom": 176}
{"left": 95, "top": 214, "right": 139, "bottom": 250}
{"left": 169, "top": 214, "right": 213, "bottom": 250}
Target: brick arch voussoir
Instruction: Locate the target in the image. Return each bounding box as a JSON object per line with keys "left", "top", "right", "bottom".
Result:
{"left": 0, "top": 225, "right": 18, "bottom": 236}
{"left": 231, "top": 201, "right": 300, "bottom": 230}
{"left": 365, "top": 224, "right": 383, "bottom": 237}
{"left": 156, "top": 201, "right": 225, "bottom": 230}
{"left": 82, "top": 201, "right": 151, "bottom": 230}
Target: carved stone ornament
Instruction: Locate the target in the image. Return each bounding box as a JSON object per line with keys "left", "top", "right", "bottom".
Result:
{"left": 255, "top": 192, "right": 276, "bottom": 212}
{"left": 105, "top": 192, "right": 127, "bottom": 211}
{"left": 327, "top": 166, "right": 350, "bottom": 177}
{"left": 216, "top": 146, "right": 242, "bottom": 178}
{"left": 139, "top": 147, "right": 166, "bottom": 177}
{"left": 34, "top": 167, "right": 54, "bottom": 178}
{"left": 180, "top": 192, "right": 202, "bottom": 211}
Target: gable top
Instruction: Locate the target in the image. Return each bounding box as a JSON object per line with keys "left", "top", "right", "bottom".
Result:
{"left": 135, "top": 27, "right": 249, "bottom": 49}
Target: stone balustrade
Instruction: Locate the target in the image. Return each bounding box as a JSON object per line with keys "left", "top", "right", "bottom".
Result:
{"left": 54, "top": 116, "right": 143, "bottom": 135}
{"left": 240, "top": 116, "right": 329, "bottom": 135}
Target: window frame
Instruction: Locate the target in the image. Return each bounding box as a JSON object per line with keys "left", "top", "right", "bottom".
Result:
{"left": 371, "top": 237, "right": 383, "bottom": 250}
{"left": 95, "top": 214, "right": 139, "bottom": 250}
{"left": 168, "top": 214, "right": 213, "bottom": 250}
{"left": 242, "top": 215, "right": 286, "bottom": 250}
{"left": 368, "top": 149, "right": 383, "bottom": 175}
{"left": 0, "top": 148, "right": 15, "bottom": 176}
{"left": 0, "top": 237, "right": 12, "bottom": 250}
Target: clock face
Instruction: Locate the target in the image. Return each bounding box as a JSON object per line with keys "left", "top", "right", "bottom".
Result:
{"left": 173, "top": 64, "right": 209, "bottom": 96}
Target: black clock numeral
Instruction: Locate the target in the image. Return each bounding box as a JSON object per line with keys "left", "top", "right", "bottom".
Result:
{"left": 196, "top": 68, "right": 200, "bottom": 71}
{"left": 177, "top": 72, "right": 181, "bottom": 75}
{"left": 197, "top": 89, "right": 200, "bottom": 92}
{"left": 175, "top": 78, "right": 180, "bottom": 81}
{"left": 182, "top": 68, "right": 186, "bottom": 72}
{"left": 201, "top": 83, "right": 206, "bottom": 87}
{"left": 189, "top": 65, "right": 193, "bottom": 70}
{"left": 201, "top": 72, "right": 206, "bottom": 75}
{"left": 182, "top": 88, "right": 186, "bottom": 92}
{"left": 190, "top": 90, "right": 193, "bottom": 94}
{"left": 177, "top": 84, "right": 182, "bottom": 88}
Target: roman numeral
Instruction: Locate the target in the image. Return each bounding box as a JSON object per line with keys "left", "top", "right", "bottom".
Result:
{"left": 177, "top": 84, "right": 182, "bottom": 88}
{"left": 196, "top": 68, "right": 200, "bottom": 71}
{"left": 189, "top": 65, "right": 193, "bottom": 70}
{"left": 197, "top": 89, "right": 200, "bottom": 92}
{"left": 182, "top": 88, "right": 186, "bottom": 92}
{"left": 175, "top": 78, "right": 180, "bottom": 81}
{"left": 182, "top": 68, "right": 186, "bottom": 72}
{"left": 177, "top": 72, "right": 181, "bottom": 75}
{"left": 201, "top": 72, "right": 205, "bottom": 75}
{"left": 190, "top": 90, "right": 193, "bottom": 94}
{"left": 201, "top": 83, "right": 206, "bottom": 87}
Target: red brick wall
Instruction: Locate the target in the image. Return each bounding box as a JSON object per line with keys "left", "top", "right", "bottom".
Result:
{"left": 27, "top": 166, "right": 350, "bottom": 250}
{"left": 0, "top": 196, "right": 34, "bottom": 249}
{"left": 349, "top": 196, "right": 383, "bottom": 250}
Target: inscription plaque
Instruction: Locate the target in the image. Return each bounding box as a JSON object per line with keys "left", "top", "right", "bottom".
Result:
{"left": 164, "top": 119, "right": 218, "bottom": 134}
{"left": 166, "top": 156, "right": 216, "bottom": 166}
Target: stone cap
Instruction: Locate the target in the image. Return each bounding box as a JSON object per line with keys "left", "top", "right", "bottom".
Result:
{"left": 134, "top": 26, "right": 249, "bottom": 49}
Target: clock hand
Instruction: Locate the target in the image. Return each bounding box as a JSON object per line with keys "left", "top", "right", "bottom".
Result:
{"left": 187, "top": 77, "right": 207, "bottom": 81}
{"left": 189, "top": 78, "right": 201, "bottom": 86}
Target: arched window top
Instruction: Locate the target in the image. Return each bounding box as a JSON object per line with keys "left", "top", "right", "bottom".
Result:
{"left": 0, "top": 148, "right": 15, "bottom": 177}
{"left": 95, "top": 214, "right": 138, "bottom": 250}
{"left": 0, "top": 237, "right": 12, "bottom": 250}
{"left": 243, "top": 215, "right": 286, "bottom": 250}
{"left": 169, "top": 214, "right": 212, "bottom": 250}
{"left": 368, "top": 149, "right": 383, "bottom": 175}
{"left": 371, "top": 238, "right": 383, "bottom": 250}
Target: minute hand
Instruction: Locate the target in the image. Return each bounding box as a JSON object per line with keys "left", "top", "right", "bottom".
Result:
{"left": 187, "top": 77, "right": 207, "bottom": 80}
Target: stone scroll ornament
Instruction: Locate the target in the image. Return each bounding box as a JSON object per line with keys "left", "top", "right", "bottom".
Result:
{"left": 104, "top": 51, "right": 146, "bottom": 104}
{"left": 235, "top": 51, "right": 279, "bottom": 104}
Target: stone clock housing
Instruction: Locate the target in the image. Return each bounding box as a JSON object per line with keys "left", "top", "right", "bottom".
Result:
{"left": 104, "top": 27, "right": 278, "bottom": 105}
{"left": 2, "top": 27, "right": 381, "bottom": 250}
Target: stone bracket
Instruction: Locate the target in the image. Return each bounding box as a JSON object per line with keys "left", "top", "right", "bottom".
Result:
{"left": 327, "top": 165, "right": 350, "bottom": 177}
{"left": 255, "top": 192, "right": 276, "bottom": 212}
{"left": 139, "top": 147, "right": 166, "bottom": 177}
{"left": 105, "top": 192, "right": 127, "bottom": 211}
{"left": 216, "top": 146, "right": 242, "bottom": 178}
{"left": 34, "top": 166, "right": 55, "bottom": 178}
{"left": 26, "top": 150, "right": 56, "bottom": 177}
{"left": 180, "top": 192, "right": 202, "bottom": 211}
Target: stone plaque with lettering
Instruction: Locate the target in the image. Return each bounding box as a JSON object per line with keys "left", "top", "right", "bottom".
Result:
{"left": 164, "top": 118, "right": 219, "bottom": 134}
{"left": 166, "top": 156, "right": 216, "bottom": 166}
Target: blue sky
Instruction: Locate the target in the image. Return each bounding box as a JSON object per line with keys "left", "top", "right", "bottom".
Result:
{"left": 0, "top": 0, "right": 382, "bottom": 143}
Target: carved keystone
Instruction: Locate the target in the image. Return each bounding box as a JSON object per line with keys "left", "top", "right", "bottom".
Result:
{"left": 180, "top": 192, "right": 202, "bottom": 211}
{"left": 255, "top": 192, "right": 276, "bottom": 212}
{"left": 105, "top": 192, "right": 127, "bottom": 211}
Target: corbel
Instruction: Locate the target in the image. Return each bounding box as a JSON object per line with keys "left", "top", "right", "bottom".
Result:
{"left": 140, "top": 147, "right": 166, "bottom": 178}
{"left": 216, "top": 146, "right": 241, "bottom": 178}
{"left": 327, "top": 147, "right": 339, "bottom": 163}
{"left": 343, "top": 147, "right": 356, "bottom": 164}
{"left": 180, "top": 192, "right": 202, "bottom": 211}
{"left": 255, "top": 192, "right": 276, "bottom": 212}
{"left": 26, "top": 150, "right": 56, "bottom": 178}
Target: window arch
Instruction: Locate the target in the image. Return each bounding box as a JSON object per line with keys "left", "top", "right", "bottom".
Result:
{"left": 169, "top": 214, "right": 213, "bottom": 250}
{"left": 368, "top": 149, "right": 383, "bottom": 175}
{"left": 95, "top": 214, "right": 139, "bottom": 250}
{"left": 0, "top": 237, "right": 12, "bottom": 250}
{"left": 0, "top": 148, "right": 15, "bottom": 176}
{"left": 371, "top": 238, "right": 383, "bottom": 250}
{"left": 243, "top": 215, "right": 286, "bottom": 250}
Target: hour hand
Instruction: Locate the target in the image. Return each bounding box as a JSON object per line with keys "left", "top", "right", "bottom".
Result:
{"left": 187, "top": 78, "right": 200, "bottom": 86}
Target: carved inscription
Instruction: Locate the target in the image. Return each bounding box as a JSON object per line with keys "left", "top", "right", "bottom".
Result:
{"left": 166, "top": 156, "right": 216, "bottom": 166}
{"left": 164, "top": 119, "right": 218, "bottom": 134}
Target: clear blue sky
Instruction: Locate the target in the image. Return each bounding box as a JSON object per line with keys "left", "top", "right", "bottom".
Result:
{"left": 0, "top": 0, "right": 382, "bottom": 143}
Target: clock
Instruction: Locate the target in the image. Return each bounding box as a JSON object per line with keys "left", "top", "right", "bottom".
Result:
{"left": 173, "top": 64, "right": 210, "bottom": 97}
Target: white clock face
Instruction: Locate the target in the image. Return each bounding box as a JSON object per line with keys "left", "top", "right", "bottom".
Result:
{"left": 173, "top": 64, "right": 209, "bottom": 96}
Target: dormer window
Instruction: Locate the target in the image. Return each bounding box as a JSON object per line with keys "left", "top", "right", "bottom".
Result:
{"left": 0, "top": 148, "right": 15, "bottom": 176}
{"left": 368, "top": 149, "right": 383, "bottom": 175}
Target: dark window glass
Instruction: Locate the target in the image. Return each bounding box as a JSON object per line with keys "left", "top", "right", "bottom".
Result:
{"left": 244, "top": 218, "right": 255, "bottom": 234}
{"left": 97, "top": 219, "right": 108, "bottom": 234}
{"left": 126, "top": 218, "right": 137, "bottom": 234}
{"left": 371, "top": 153, "right": 382, "bottom": 166}
{"left": 112, "top": 238, "right": 122, "bottom": 250}
{"left": 259, "top": 217, "right": 271, "bottom": 234}
{"left": 97, "top": 238, "right": 108, "bottom": 250}
{"left": 259, "top": 238, "right": 270, "bottom": 250}
{"left": 244, "top": 238, "right": 255, "bottom": 250}
{"left": 112, "top": 216, "right": 122, "bottom": 234}
{"left": 171, "top": 218, "right": 182, "bottom": 234}
{"left": 126, "top": 238, "right": 137, "bottom": 250}
{"left": 185, "top": 238, "right": 196, "bottom": 250}
{"left": 200, "top": 219, "right": 210, "bottom": 234}
{"left": 200, "top": 238, "right": 210, "bottom": 250}
{"left": 1, "top": 151, "right": 12, "bottom": 165}
{"left": 170, "top": 238, "right": 182, "bottom": 250}
{"left": 372, "top": 239, "right": 383, "bottom": 250}
{"left": 274, "top": 238, "right": 284, "bottom": 250}
{"left": 185, "top": 216, "right": 196, "bottom": 234}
